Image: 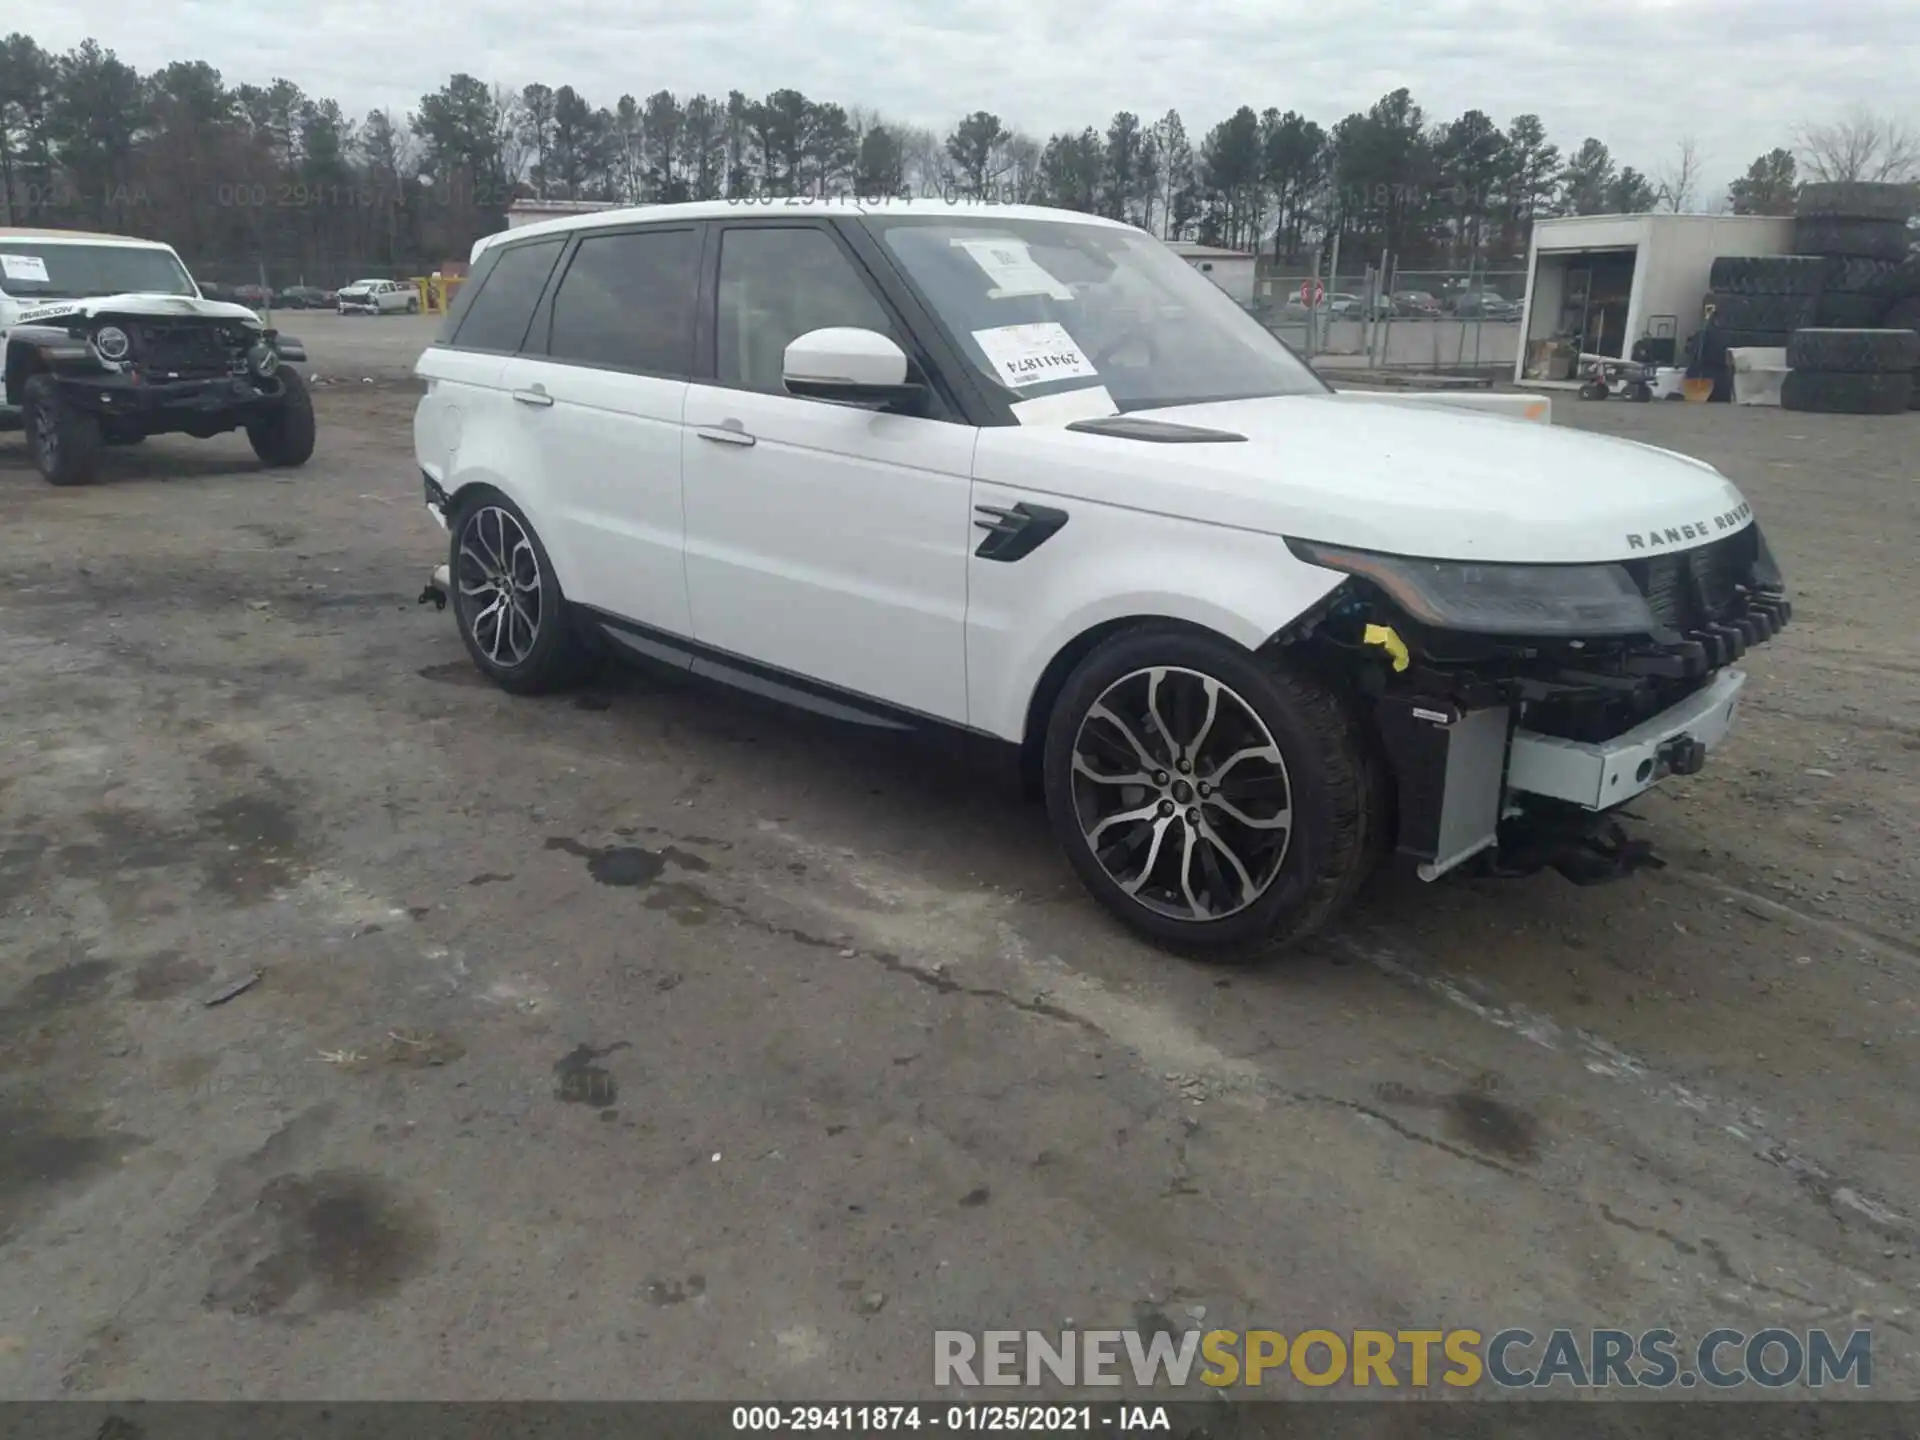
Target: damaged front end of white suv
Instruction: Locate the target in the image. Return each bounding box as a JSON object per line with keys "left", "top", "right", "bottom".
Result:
{"left": 1281, "top": 513, "right": 1788, "bottom": 886}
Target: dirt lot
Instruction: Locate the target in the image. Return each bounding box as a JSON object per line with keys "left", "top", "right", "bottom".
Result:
{"left": 1, "top": 320, "right": 1917, "bottom": 1401}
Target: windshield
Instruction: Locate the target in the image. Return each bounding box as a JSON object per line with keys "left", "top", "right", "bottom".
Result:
{"left": 0, "top": 240, "right": 197, "bottom": 300}
{"left": 867, "top": 215, "right": 1325, "bottom": 412}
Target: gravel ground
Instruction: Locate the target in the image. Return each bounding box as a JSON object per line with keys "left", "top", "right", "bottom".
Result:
{"left": 1, "top": 323, "right": 1916, "bottom": 1402}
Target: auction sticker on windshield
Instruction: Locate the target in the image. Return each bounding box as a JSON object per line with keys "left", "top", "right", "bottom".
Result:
{"left": 972, "top": 322, "right": 1099, "bottom": 389}
{"left": 953, "top": 238, "right": 1074, "bottom": 301}
{"left": 1, "top": 253, "right": 50, "bottom": 283}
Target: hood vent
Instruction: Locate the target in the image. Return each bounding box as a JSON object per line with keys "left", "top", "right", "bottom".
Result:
{"left": 1064, "top": 416, "right": 1248, "bottom": 444}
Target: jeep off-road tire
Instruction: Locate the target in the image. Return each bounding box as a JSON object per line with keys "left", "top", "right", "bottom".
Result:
{"left": 245, "top": 367, "right": 316, "bottom": 467}
{"left": 449, "top": 487, "right": 595, "bottom": 696}
{"left": 1795, "top": 181, "right": 1919, "bottom": 223}
{"left": 1780, "top": 370, "right": 1914, "bottom": 414}
{"left": 1042, "top": 627, "right": 1384, "bottom": 963}
{"left": 1786, "top": 327, "right": 1920, "bottom": 373}
{"left": 1794, "top": 217, "right": 1914, "bottom": 262}
{"left": 1708, "top": 255, "right": 1824, "bottom": 296}
{"left": 1829, "top": 256, "right": 1903, "bottom": 295}
{"left": 22, "top": 373, "right": 103, "bottom": 487}
{"left": 1702, "top": 292, "right": 1814, "bottom": 332}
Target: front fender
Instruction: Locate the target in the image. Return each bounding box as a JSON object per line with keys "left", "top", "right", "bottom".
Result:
{"left": 965, "top": 485, "right": 1345, "bottom": 742}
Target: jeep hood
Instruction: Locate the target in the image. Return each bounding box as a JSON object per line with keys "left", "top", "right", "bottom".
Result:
{"left": 9, "top": 293, "right": 262, "bottom": 326}
{"left": 976, "top": 392, "right": 1752, "bottom": 564}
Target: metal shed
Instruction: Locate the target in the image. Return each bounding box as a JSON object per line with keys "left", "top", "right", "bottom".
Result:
{"left": 1515, "top": 213, "right": 1796, "bottom": 384}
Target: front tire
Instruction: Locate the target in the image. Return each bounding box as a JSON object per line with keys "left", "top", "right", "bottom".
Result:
{"left": 22, "top": 374, "right": 103, "bottom": 486}
{"left": 1042, "top": 628, "right": 1381, "bottom": 962}
{"left": 449, "top": 488, "right": 593, "bottom": 695}
{"left": 246, "top": 368, "right": 316, "bottom": 467}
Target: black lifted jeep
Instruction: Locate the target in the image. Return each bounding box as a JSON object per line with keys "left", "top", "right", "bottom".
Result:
{"left": 1, "top": 232, "right": 314, "bottom": 486}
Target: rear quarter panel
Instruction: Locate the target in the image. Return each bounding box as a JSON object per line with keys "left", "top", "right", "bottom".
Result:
{"left": 966, "top": 433, "right": 1345, "bottom": 742}
{"left": 414, "top": 345, "right": 582, "bottom": 582}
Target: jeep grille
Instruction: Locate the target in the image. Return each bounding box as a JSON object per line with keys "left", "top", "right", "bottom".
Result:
{"left": 131, "top": 322, "right": 235, "bottom": 377}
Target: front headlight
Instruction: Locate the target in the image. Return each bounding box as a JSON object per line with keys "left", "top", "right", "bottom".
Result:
{"left": 1288, "top": 539, "right": 1657, "bottom": 637}
{"left": 94, "top": 325, "right": 131, "bottom": 361}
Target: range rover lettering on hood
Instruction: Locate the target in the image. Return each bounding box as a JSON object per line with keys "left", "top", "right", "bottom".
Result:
{"left": 1625, "top": 502, "right": 1753, "bottom": 551}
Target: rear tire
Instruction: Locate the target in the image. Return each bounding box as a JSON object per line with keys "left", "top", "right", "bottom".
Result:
{"left": 22, "top": 374, "right": 103, "bottom": 487}
{"left": 1042, "top": 627, "right": 1382, "bottom": 963}
{"left": 246, "top": 368, "right": 316, "bottom": 467}
{"left": 449, "top": 488, "right": 595, "bottom": 696}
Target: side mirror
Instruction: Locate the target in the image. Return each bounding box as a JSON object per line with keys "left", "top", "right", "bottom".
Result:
{"left": 783, "top": 327, "right": 923, "bottom": 409}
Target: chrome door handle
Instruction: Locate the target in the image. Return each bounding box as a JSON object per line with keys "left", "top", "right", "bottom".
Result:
{"left": 696, "top": 421, "right": 755, "bottom": 447}
{"left": 512, "top": 387, "right": 554, "bottom": 407}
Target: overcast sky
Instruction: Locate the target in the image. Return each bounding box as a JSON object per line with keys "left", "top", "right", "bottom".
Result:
{"left": 13, "top": 0, "right": 1917, "bottom": 193}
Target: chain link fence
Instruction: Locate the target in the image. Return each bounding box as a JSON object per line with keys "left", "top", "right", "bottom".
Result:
{"left": 180, "top": 256, "right": 451, "bottom": 303}
{"left": 1249, "top": 265, "right": 1529, "bottom": 372}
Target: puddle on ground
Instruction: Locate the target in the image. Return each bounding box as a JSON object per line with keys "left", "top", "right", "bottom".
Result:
{"left": 545, "top": 837, "right": 710, "bottom": 889}
{"left": 202, "top": 1170, "right": 436, "bottom": 1316}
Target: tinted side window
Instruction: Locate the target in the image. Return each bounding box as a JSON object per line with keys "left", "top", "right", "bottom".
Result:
{"left": 451, "top": 238, "right": 564, "bottom": 353}
{"left": 548, "top": 227, "right": 700, "bottom": 374}
{"left": 716, "top": 226, "right": 893, "bottom": 394}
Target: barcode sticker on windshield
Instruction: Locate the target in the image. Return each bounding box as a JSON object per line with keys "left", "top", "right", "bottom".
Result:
{"left": 972, "top": 322, "right": 1099, "bottom": 389}
{"left": 1, "top": 254, "right": 50, "bottom": 282}
{"left": 953, "top": 239, "right": 1073, "bottom": 301}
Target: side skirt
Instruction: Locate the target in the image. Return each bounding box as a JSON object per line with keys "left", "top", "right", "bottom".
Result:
{"left": 577, "top": 605, "right": 1029, "bottom": 793}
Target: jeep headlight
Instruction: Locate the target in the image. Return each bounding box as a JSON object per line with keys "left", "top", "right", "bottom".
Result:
{"left": 94, "top": 325, "right": 131, "bottom": 361}
{"left": 1288, "top": 539, "right": 1657, "bottom": 637}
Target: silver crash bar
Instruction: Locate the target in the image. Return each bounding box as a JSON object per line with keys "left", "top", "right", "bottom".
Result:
{"left": 1506, "top": 667, "right": 1747, "bottom": 811}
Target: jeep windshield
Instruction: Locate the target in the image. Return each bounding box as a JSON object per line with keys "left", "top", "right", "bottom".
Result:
{"left": 867, "top": 215, "right": 1326, "bottom": 412}
{"left": 0, "top": 241, "right": 197, "bottom": 300}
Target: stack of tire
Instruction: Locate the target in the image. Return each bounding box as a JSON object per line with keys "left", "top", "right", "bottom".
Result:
{"left": 1699, "top": 255, "right": 1820, "bottom": 401}
{"left": 1783, "top": 181, "right": 1919, "bottom": 414}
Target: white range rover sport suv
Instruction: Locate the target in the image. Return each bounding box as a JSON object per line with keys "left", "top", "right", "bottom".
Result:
{"left": 412, "top": 200, "right": 1788, "bottom": 960}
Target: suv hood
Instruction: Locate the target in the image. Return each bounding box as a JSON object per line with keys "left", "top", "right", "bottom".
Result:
{"left": 977, "top": 392, "right": 1752, "bottom": 564}
{"left": 7, "top": 293, "right": 262, "bottom": 326}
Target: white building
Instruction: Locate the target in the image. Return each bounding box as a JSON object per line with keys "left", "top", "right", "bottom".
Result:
{"left": 505, "top": 199, "right": 623, "bottom": 230}
{"left": 1168, "top": 242, "right": 1259, "bottom": 305}
{"left": 1515, "top": 212, "right": 1796, "bottom": 383}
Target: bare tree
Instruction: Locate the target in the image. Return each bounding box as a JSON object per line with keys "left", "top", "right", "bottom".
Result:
{"left": 1794, "top": 107, "right": 1920, "bottom": 183}
{"left": 896, "top": 123, "right": 950, "bottom": 196}
{"left": 1654, "top": 135, "right": 1700, "bottom": 212}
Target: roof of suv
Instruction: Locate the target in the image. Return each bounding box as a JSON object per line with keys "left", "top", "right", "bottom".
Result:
{"left": 479, "top": 197, "right": 1137, "bottom": 256}
{"left": 0, "top": 227, "right": 178, "bottom": 247}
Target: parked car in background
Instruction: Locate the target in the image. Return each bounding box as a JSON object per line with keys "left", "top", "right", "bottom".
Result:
{"left": 338, "top": 279, "right": 419, "bottom": 315}
{"left": 232, "top": 283, "right": 272, "bottom": 308}
{"left": 1444, "top": 288, "right": 1521, "bottom": 320}
{"left": 1391, "top": 290, "right": 1442, "bottom": 318}
{"left": 274, "top": 285, "right": 332, "bottom": 309}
